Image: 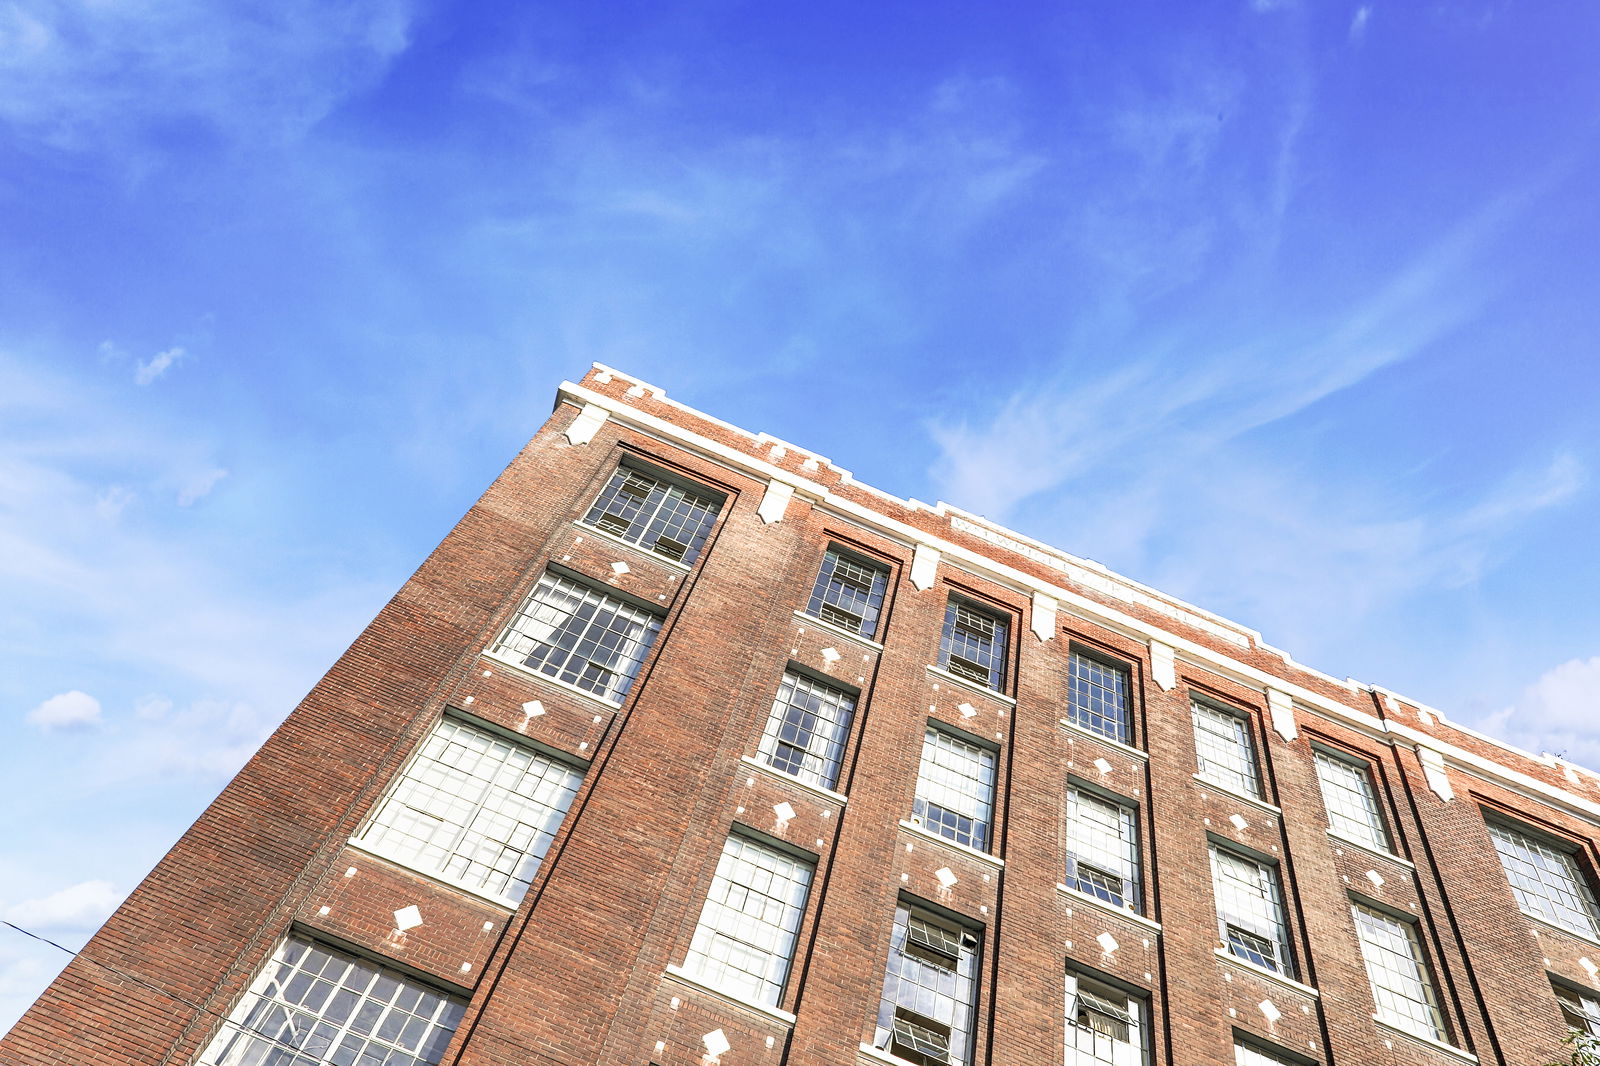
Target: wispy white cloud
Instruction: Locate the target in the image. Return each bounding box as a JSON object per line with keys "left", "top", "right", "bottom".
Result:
{"left": 1476, "top": 656, "right": 1600, "bottom": 768}
{"left": 2, "top": 881, "right": 122, "bottom": 932}
{"left": 134, "top": 347, "right": 183, "bottom": 386}
{"left": 1350, "top": 5, "right": 1374, "bottom": 41}
{"left": 25, "top": 691, "right": 102, "bottom": 732}
{"left": 176, "top": 466, "right": 228, "bottom": 506}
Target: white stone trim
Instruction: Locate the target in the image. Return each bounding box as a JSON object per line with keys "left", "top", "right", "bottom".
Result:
{"left": 1031, "top": 591, "right": 1057, "bottom": 641}
{"left": 1212, "top": 949, "right": 1320, "bottom": 998}
{"left": 1266, "top": 687, "right": 1298, "bottom": 742}
{"left": 738, "top": 756, "right": 849, "bottom": 807}
{"left": 791, "top": 610, "right": 885, "bottom": 652}
{"left": 897, "top": 819, "right": 1005, "bottom": 869}
{"left": 757, "top": 479, "right": 793, "bottom": 524}
{"left": 1416, "top": 744, "right": 1454, "bottom": 802}
{"left": 1372, "top": 1019, "right": 1478, "bottom": 1063}
{"left": 1056, "top": 883, "right": 1163, "bottom": 931}
{"left": 662, "top": 965, "right": 796, "bottom": 1025}
{"left": 1058, "top": 719, "right": 1149, "bottom": 762}
{"left": 910, "top": 543, "right": 940, "bottom": 590}
{"left": 1192, "top": 774, "right": 1284, "bottom": 817}
{"left": 1325, "top": 829, "right": 1416, "bottom": 869}
{"left": 924, "top": 665, "right": 1017, "bottom": 706}
{"left": 345, "top": 839, "right": 519, "bottom": 911}
{"left": 1151, "top": 641, "right": 1176, "bottom": 691}
{"left": 563, "top": 402, "right": 608, "bottom": 445}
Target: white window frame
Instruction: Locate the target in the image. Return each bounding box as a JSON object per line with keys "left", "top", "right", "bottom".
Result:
{"left": 1066, "top": 651, "right": 1132, "bottom": 745}
{"left": 1065, "top": 785, "right": 1141, "bottom": 914}
{"left": 871, "top": 902, "right": 981, "bottom": 1066}
{"left": 488, "top": 569, "right": 662, "bottom": 704}
{"left": 804, "top": 546, "right": 889, "bottom": 638}
{"left": 754, "top": 670, "right": 857, "bottom": 791}
{"left": 581, "top": 462, "right": 722, "bottom": 565}
{"left": 911, "top": 725, "right": 997, "bottom": 854}
{"left": 1210, "top": 844, "right": 1295, "bottom": 979}
{"left": 1351, "top": 902, "right": 1447, "bottom": 1043}
{"left": 1486, "top": 818, "right": 1600, "bottom": 940}
{"left": 1191, "top": 699, "right": 1263, "bottom": 800}
{"left": 1065, "top": 970, "right": 1144, "bottom": 1066}
{"left": 938, "top": 597, "right": 1009, "bottom": 691}
{"left": 1233, "top": 1038, "right": 1305, "bottom": 1066}
{"left": 1554, "top": 980, "right": 1600, "bottom": 1037}
{"left": 681, "top": 833, "right": 814, "bottom": 1008}
{"left": 1313, "top": 748, "right": 1390, "bottom": 853}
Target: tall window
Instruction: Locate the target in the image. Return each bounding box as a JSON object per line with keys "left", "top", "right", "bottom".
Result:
{"left": 1191, "top": 700, "right": 1262, "bottom": 800}
{"left": 1210, "top": 846, "right": 1294, "bottom": 978}
{"left": 805, "top": 548, "right": 889, "bottom": 638}
{"left": 938, "top": 598, "right": 1009, "bottom": 691}
{"left": 1555, "top": 981, "right": 1600, "bottom": 1037}
{"left": 1351, "top": 903, "right": 1447, "bottom": 1042}
{"left": 1065, "top": 971, "right": 1143, "bottom": 1066}
{"left": 583, "top": 465, "right": 720, "bottom": 564}
{"left": 912, "top": 727, "right": 997, "bottom": 853}
{"left": 871, "top": 903, "right": 980, "bottom": 1066}
{"left": 1486, "top": 820, "right": 1600, "bottom": 939}
{"left": 1067, "top": 652, "right": 1131, "bottom": 745}
{"left": 755, "top": 671, "right": 856, "bottom": 791}
{"left": 196, "top": 936, "right": 465, "bottom": 1066}
{"left": 356, "top": 717, "right": 583, "bottom": 903}
{"left": 1065, "top": 787, "right": 1141, "bottom": 913}
{"left": 1234, "top": 1040, "right": 1301, "bottom": 1066}
{"left": 490, "top": 570, "right": 662, "bottom": 703}
{"left": 1314, "top": 750, "right": 1389, "bottom": 852}
{"left": 682, "top": 834, "right": 813, "bottom": 1007}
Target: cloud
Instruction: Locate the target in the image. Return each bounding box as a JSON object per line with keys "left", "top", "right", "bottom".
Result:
{"left": 134, "top": 694, "right": 173, "bottom": 720}
{"left": 177, "top": 467, "right": 228, "bottom": 506}
{"left": 1350, "top": 5, "right": 1374, "bottom": 41}
{"left": 100, "top": 699, "right": 277, "bottom": 783}
{"left": 25, "top": 691, "right": 102, "bottom": 732}
{"left": 2, "top": 881, "right": 122, "bottom": 932}
{"left": 1476, "top": 656, "right": 1600, "bottom": 767}
{"left": 94, "top": 486, "right": 136, "bottom": 521}
{"left": 134, "top": 347, "right": 183, "bottom": 386}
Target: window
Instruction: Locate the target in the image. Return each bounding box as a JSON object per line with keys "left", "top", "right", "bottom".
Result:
{"left": 1067, "top": 652, "right": 1131, "bottom": 745}
{"left": 583, "top": 464, "right": 720, "bottom": 564}
{"left": 196, "top": 936, "right": 465, "bottom": 1066}
{"left": 490, "top": 570, "right": 662, "bottom": 703}
{"left": 1351, "top": 903, "right": 1446, "bottom": 1042}
{"left": 1210, "top": 846, "right": 1294, "bottom": 978}
{"left": 1065, "top": 971, "right": 1143, "bottom": 1066}
{"left": 1191, "top": 700, "right": 1262, "bottom": 800}
{"left": 805, "top": 548, "right": 889, "bottom": 638}
{"left": 1314, "top": 749, "right": 1389, "bottom": 852}
{"left": 356, "top": 717, "right": 582, "bottom": 903}
{"left": 1234, "top": 1040, "right": 1302, "bottom": 1066}
{"left": 682, "top": 833, "right": 813, "bottom": 1007}
{"left": 1065, "top": 787, "right": 1141, "bottom": 913}
{"left": 938, "top": 598, "right": 1008, "bottom": 691}
{"left": 1555, "top": 980, "right": 1600, "bottom": 1036}
{"left": 871, "top": 903, "right": 980, "bottom": 1065}
{"left": 912, "top": 727, "right": 997, "bottom": 853}
{"left": 755, "top": 671, "right": 856, "bottom": 791}
{"left": 1487, "top": 819, "right": 1600, "bottom": 940}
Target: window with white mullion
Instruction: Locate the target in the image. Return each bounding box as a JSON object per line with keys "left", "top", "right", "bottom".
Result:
{"left": 912, "top": 727, "right": 997, "bottom": 853}
{"left": 1555, "top": 981, "right": 1600, "bottom": 1036}
{"left": 491, "top": 571, "right": 662, "bottom": 702}
{"left": 938, "top": 598, "right": 1008, "bottom": 691}
{"left": 755, "top": 671, "right": 855, "bottom": 791}
{"left": 872, "top": 903, "right": 980, "bottom": 1066}
{"left": 1487, "top": 820, "right": 1600, "bottom": 939}
{"left": 682, "top": 834, "right": 813, "bottom": 1007}
{"left": 583, "top": 466, "right": 720, "bottom": 564}
{"left": 1234, "top": 1041, "right": 1302, "bottom": 1066}
{"left": 1192, "top": 701, "right": 1262, "bottom": 799}
{"left": 805, "top": 549, "right": 888, "bottom": 637}
{"left": 1210, "top": 846, "right": 1294, "bottom": 978}
{"left": 1065, "top": 971, "right": 1143, "bottom": 1066}
{"left": 1067, "top": 653, "right": 1131, "bottom": 745}
{"left": 1066, "top": 788, "right": 1140, "bottom": 912}
{"left": 1351, "top": 903, "right": 1447, "bottom": 1042}
{"left": 1314, "top": 750, "right": 1389, "bottom": 851}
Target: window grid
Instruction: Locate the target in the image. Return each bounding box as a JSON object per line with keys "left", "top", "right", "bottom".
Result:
{"left": 938, "top": 600, "right": 1008, "bottom": 691}
{"left": 1192, "top": 701, "right": 1262, "bottom": 799}
{"left": 1352, "top": 903, "right": 1446, "bottom": 1042}
{"left": 755, "top": 672, "right": 856, "bottom": 791}
{"left": 1487, "top": 821, "right": 1600, "bottom": 939}
{"left": 912, "top": 728, "right": 997, "bottom": 853}
{"left": 1066, "top": 972, "right": 1142, "bottom": 1066}
{"left": 682, "top": 835, "right": 813, "bottom": 1008}
{"left": 357, "top": 719, "right": 582, "bottom": 903}
{"left": 1314, "top": 750, "right": 1389, "bottom": 852}
{"left": 196, "top": 936, "right": 465, "bottom": 1066}
{"left": 1235, "top": 1042, "right": 1300, "bottom": 1066}
{"left": 490, "top": 571, "right": 662, "bottom": 703}
{"left": 1066, "top": 788, "right": 1141, "bottom": 912}
{"left": 1067, "top": 653, "right": 1131, "bottom": 744}
{"left": 1210, "top": 846, "right": 1294, "bottom": 977}
{"left": 1555, "top": 982, "right": 1600, "bottom": 1036}
{"left": 583, "top": 466, "right": 720, "bottom": 564}
{"left": 804, "top": 549, "right": 888, "bottom": 637}
{"left": 872, "top": 904, "right": 979, "bottom": 1066}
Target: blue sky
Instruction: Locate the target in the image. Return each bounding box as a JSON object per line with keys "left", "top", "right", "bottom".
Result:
{"left": 4, "top": 0, "right": 1600, "bottom": 1033}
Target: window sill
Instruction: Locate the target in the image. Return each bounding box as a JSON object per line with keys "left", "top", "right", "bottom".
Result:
{"left": 1211, "top": 948, "right": 1319, "bottom": 998}
{"left": 858, "top": 1042, "right": 950, "bottom": 1066}
{"left": 1057, "top": 719, "right": 1148, "bottom": 761}
{"left": 1326, "top": 829, "right": 1414, "bottom": 869}
{"left": 924, "top": 665, "right": 1017, "bottom": 705}
{"left": 1373, "top": 1018, "right": 1477, "bottom": 1063}
{"left": 792, "top": 610, "right": 885, "bottom": 652}
{"left": 572, "top": 521, "right": 694, "bottom": 571}
{"left": 480, "top": 651, "right": 625, "bottom": 710}
{"left": 1056, "top": 883, "right": 1162, "bottom": 932}
{"left": 1191, "top": 774, "right": 1283, "bottom": 817}
{"left": 898, "top": 819, "right": 1004, "bottom": 869}
{"left": 739, "top": 755, "right": 849, "bottom": 806}
{"left": 1525, "top": 911, "right": 1600, "bottom": 947}
{"left": 345, "top": 839, "right": 520, "bottom": 911}
{"left": 663, "top": 965, "right": 796, "bottom": 1025}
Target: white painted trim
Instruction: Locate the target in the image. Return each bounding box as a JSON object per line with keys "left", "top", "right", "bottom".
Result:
{"left": 924, "top": 665, "right": 1018, "bottom": 705}
{"left": 1372, "top": 1018, "right": 1478, "bottom": 1063}
{"left": 1326, "top": 829, "right": 1416, "bottom": 869}
{"left": 344, "top": 839, "right": 519, "bottom": 911}
{"left": 1416, "top": 744, "right": 1455, "bottom": 802}
{"left": 1058, "top": 719, "right": 1149, "bottom": 762}
{"left": 662, "top": 965, "right": 797, "bottom": 1025}
{"left": 1266, "top": 687, "right": 1298, "bottom": 743}
{"left": 758, "top": 479, "right": 793, "bottom": 524}
{"left": 858, "top": 1042, "right": 916, "bottom": 1066}
{"left": 1191, "top": 774, "right": 1284, "bottom": 817}
{"left": 1212, "top": 949, "right": 1320, "bottom": 998}
{"left": 910, "top": 543, "right": 940, "bottom": 590}
{"left": 1031, "top": 591, "right": 1057, "bottom": 642}
{"left": 479, "top": 651, "right": 625, "bottom": 710}
{"left": 738, "top": 756, "right": 850, "bottom": 806}
{"left": 563, "top": 402, "right": 607, "bottom": 445}
{"left": 1150, "top": 640, "right": 1177, "bottom": 691}
{"left": 1525, "top": 911, "right": 1600, "bottom": 948}
{"left": 1056, "top": 884, "right": 1163, "bottom": 931}
{"left": 897, "top": 819, "right": 1005, "bottom": 869}
{"left": 791, "top": 609, "right": 885, "bottom": 651}
{"left": 571, "top": 521, "right": 694, "bottom": 571}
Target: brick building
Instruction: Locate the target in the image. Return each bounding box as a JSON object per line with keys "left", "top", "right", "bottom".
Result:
{"left": 8, "top": 364, "right": 1600, "bottom": 1066}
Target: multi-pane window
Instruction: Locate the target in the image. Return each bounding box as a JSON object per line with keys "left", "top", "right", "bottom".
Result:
{"left": 1314, "top": 750, "right": 1389, "bottom": 852}
{"left": 805, "top": 548, "right": 889, "bottom": 638}
{"left": 1210, "top": 846, "right": 1295, "bottom": 978}
{"left": 1191, "top": 700, "right": 1263, "bottom": 800}
{"left": 682, "top": 834, "right": 813, "bottom": 1007}
{"left": 1066, "top": 787, "right": 1141, "bottom": 912}
{"left": 356, "top": 717, "right": 583, "bottom": 903}
{"left": 755, "top": 671, "right": 856, "bottom": 791}
{"left": 1067, "top": 652, "right": 1131, "bottom": 745}
{"left": 196, "top": 936, "right": 465, "bottom": 1066}
{"left": 1352, "top": 903, "right": 1447, "bottom": 1042}
{"left": 1555, "top": 981, "right": 1600, "bottom": 1036}
{"left": 1234, "top": 1041, "right": 1301, "bottom": 1066}
{"left": 938, "top": 598, "right": 1009, "bottom": 691}
{"left": 1065, "top": 971, "right": 1143, "bottom": 1066}
{"left": 490, "top": 570, "right": 662, "bottom": 703}
{"left": 583, "top": 465, "right": 720, "bottom": 564}
{"left": 1487, "top": 820, "right": 1600, "bottom": 940}
{"left": 871, "top": 903, "right": 980, "bottom": 1066}
{"left": 912, "top": 727, "right": 997, "bottom": 853}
